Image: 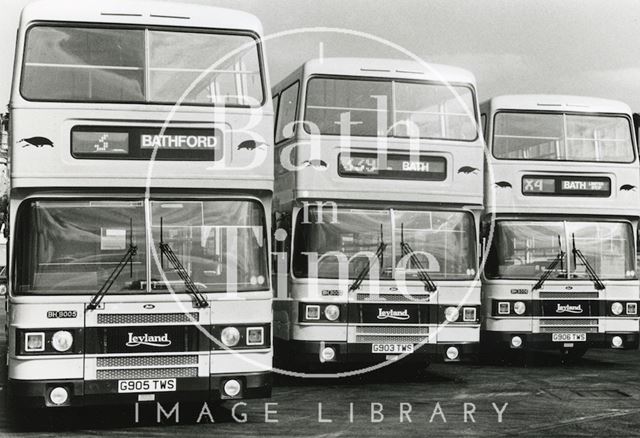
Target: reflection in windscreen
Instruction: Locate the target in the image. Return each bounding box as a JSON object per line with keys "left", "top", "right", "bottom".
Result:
{"left": 151, "top": 201, "right": 268, "bottom": 292}
{"left": 293, "top": 207, "right": 476, "bottom": 280}
{"left": 493, "top": 112, "right": 634, "bottom": 162}
{"left": 293, "top": 208, "right": 393, "bottom": 280}
{"left": 486, "top": 221, "right": 635, "bottom": 280}
{"left": 394, "top": 210, "right": 476, "bottom": 280}
{"left": 22, "top": 26, "right": 264, "bottom": 106}
{"left": 304, "top": 77, "right": 477, "bottom": 140}
{"left": 16, "top": 201, "right": 146, "bottom": 294}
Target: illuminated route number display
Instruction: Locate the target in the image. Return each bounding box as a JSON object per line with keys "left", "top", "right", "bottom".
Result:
{"left": 338, "top": 153, "right": 447, "bottom": 181}
{"left": 521, "top": 175, "right": 611, "bottom": 197}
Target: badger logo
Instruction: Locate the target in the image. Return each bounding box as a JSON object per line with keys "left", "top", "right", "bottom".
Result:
{"left": 19, "top": 136, "right": 54, "bottom": 148}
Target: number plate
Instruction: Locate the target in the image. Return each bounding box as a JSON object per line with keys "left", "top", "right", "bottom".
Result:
{"left": 118, "top": 378, "right": 176, "bottom": 393}
{"left": 552, "top": 333, "right": 586, "bottom": 342}
{"left": 371, "top": 344, "right": 414, "bottom": 354}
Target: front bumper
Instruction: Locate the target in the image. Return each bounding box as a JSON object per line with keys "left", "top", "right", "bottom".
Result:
{"left": 7, "top": 372, "right": 271, "bottom": 408}
{"left": 276, "top": 338, "right": 478, "bottom": 364}
{"left": 482, "top": 331, "right": 639, "bottom": 350}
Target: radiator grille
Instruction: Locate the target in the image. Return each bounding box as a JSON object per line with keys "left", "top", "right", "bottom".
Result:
{"left": 540, "top": 319, "right": 599, "bottom": 326}
{"left": 97, "top": 355, "right": 198, "bottom": 368}
{"left": 355, "top": 325, "right": 431, "bottom": 344}
{"left": 96, "top": 367, "right": 198, "bottom": 380}
{"left": 357, "top": 293, "right": 432, "bottom": 302}
{"left": 356, "top": 326, "right": 430, "bottom": 335}
{"left": 539, "top": 318, "right": 599, "bottom": 333}
{"left": 540, "top": 326, "right": 599, "bottom": 333}
{"left": 97, "top": 312, "right": 199, "bottom": 325}
{"left": 356, "top": 335, "right": 430, "bottom": 344}
{"left": 539, "top": 292, "right": 599, "bottom": 299}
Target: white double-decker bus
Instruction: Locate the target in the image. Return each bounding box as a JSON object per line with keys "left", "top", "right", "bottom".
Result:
{"left": 272, "top": 58, "right": 482, "bottom": 368}
{"left": 481, "top": 95, "right": 640, "bottom": 360}
{"left": 3, "top": 0, "right": 273, "bottom": 409}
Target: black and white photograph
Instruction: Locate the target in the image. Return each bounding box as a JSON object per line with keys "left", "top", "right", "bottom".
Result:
{"left": 0, "top": 0, "right": 640, "bottom": 436}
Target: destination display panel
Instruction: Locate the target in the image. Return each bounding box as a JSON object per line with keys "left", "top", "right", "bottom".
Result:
{"left": 338, "top": 152, "right": 447, "bottom": 181}
{"left": 521, "top": 175, "right": 611, "bottom": 197}
{"left": 71, "top": 126, "right": 223, "bottom": 161}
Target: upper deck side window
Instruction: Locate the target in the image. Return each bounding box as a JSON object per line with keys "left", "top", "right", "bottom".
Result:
{"left": 275, "top": 82, "right": 299, "bottom": 144}
{"left": 492, "top": 111, "right": 635, "bottom": 163}
{"left": 302, "top": 76, "right": 478, "bottom": 141}
{"left": 20, "top": 25, "right": 265, "bottom": 107}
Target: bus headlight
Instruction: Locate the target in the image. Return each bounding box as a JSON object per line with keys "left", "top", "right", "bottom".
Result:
{"left": 223, "top": 379, "right": 242, "bottom": 397}
{"left": 611, "top": 302, "right": 624, "bottom": 316}
{"left": 51, "top": 330, "right": 73, "bottom": 352}
{"left": 49, "top": 386, "right": 69, "bottom": 405}
{"left": 513, "top": 301, "right": 526, "bottom": 315}
{"left": 444, "top": 306, "right": 459, "bottom": 322}
{"left": 324, "top": 305, "right": 340, "bottom": 321}
{"left": 221, "top": 327, "right": 240, "bottom": 347}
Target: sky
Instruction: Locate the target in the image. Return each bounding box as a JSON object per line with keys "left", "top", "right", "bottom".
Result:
{"left": 2, "top": 0, "right": 640, "bottom": 110}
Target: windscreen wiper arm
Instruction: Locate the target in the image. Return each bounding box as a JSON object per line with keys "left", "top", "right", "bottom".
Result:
{"left": 571, "top": 233, "right": 605, "bottom": 290}
{"left": 399, "top": 223, "right": 437, "bottom": 292}
{"left": 349, "top": 224, "right": 387, "bottom": 292}
{"left": 159, "top": 217, "right": 209, "bottom": 307}
{"left": 87, "top": 244, "right": 137, "bottom": 310}
{"left": 532, "top": 235, "right": 565, "bottom": 291}
{"left": 87, "top": 218, "right": 137, "bottom": 310}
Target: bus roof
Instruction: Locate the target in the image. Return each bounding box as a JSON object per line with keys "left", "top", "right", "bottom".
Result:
{"left": 20, "top": 0, "right": 263, "bottom": 33}
{"left": 297, "top": 57, "right": 477, "bottom": 84}
{"left": 482, "top": 94, "right": 632, "bottom": 115}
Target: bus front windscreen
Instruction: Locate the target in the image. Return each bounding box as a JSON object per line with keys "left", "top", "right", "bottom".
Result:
{"left": 293, "top": 207, "right": 476, "bottom": 281}
{"left": 21, "top": 25, "right": 264, "bottom": 106}
{"left": 14, "top": 199, "right": 268, "bottom": 295}
{"left": 492, "top": 112, "right": 634, "bottom": 162}
{"left": 304, "top": 77, "right": 477, "bottom": 140}
{"left": 485, "top": 220, "right": 636, "bottom": 280}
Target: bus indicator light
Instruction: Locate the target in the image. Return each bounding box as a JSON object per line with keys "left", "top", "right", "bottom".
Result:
{"left": 246, "top": 327, "right": 264, "bottom": 346}
{"left": 305, "top": 305, "right": 320, "bottom": 320}
{"left": 498, "top": 302, "right": 510, "bottom": 315}
{"left": 627, "top": 303, "right": 638, "bottom": 315}
{"left": 25, "top": 332, "right": 45, "bottom": 352}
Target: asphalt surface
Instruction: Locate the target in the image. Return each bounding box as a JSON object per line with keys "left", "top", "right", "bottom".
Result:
{"left": 2, "top": 315, "right": 640, "bottom": 436}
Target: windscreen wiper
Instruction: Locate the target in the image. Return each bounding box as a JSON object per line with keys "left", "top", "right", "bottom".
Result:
{"left": 571, "top": 233, "right": 605, "bottom": 290}
{"left": 399, "top": 223, "right": 437, "bottom": 292}
{"left": 349, "top": 224, "right": 387, "bottom": 292}
{"left": 532, "top": 235, "right": 565, "bottom": 291}
{"left": 87, "top": 219, "right": 137, "bottom": 310}
{"left": 159, "top": 217, "right": 209, "bottom": 308}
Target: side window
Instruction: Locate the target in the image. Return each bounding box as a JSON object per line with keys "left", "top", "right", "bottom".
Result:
{"left": 272, "top": 211, "right": 292, "bottom": 298}
{"left": 481, "top": 113, "right": 487, "bottom": 140}
{"left": 272, "top": 93, "right": 280, "bottom": 141}
{"left": 275, "top": 82, "right": 300, "bottom": 144}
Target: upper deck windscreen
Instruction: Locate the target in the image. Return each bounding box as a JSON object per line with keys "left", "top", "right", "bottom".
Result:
{"left": 21, "top": 25, "right": 264, "bottom": 107}
{"left": 492, "top": 111, "right": 634, "bottom": 162}
{"left": 303, "top": 77, "right": 478, "bottom": 141}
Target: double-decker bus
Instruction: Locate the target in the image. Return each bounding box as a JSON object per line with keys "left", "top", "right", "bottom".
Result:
{"left": 3, "top": 0, "right": 273, "bottom": 409}
{"left": 481, "top": 95, "right": 640, "bottom": 360}
{"left": 271, "top": 58, "right": 483, "bottom": 368}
